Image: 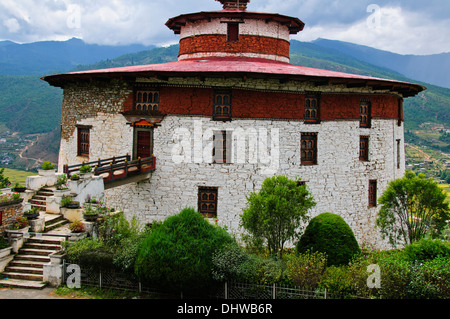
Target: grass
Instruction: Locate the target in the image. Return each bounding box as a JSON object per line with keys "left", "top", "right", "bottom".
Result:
{"left": 1, "top": 167, "right": 37, "bottom": 186}
{"left": 52, "top": 285, "right": 161, "bottom": 299}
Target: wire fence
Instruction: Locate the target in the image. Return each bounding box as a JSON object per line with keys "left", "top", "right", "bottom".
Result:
{"left": 62, "top": 262, "right": 356, "bottom": 299}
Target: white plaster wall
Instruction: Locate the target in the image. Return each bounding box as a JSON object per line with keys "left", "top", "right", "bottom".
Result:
{"left": 104, "top": 115, "right": 404, "bottom": 249}
{"left": 58, "top": 113, "right": 133, "bottom": 172}
{"left": 180, "top": 18, "right": 290, "bottom": 41}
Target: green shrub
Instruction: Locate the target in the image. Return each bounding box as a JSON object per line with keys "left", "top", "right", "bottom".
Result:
{"left": 420, "top": 257, "right": 450, "bottom": 298}
{"left": 0, "top": 237, "right": 10, "bottom": 250}
{"left": 65, "top": 238, "right": 115, "bottom": 270}
{"left": 98, "top": 212, "right": 144, "bottom": 247}
{"left": 113, "top": 231, "right": 149, "bottom": 275}
{"left": 134, "top": 207, "right": 235, "bottom": 294}
{"left": 285, "top": 250, "right": 327, "bottom": 290}
{"left": 212, "top": 243, "right": 249, "bottom": 282}
{"left": 296, "top": 213, "right": 361, "bottom": 266}
{"left": 403, "top": 238, "right": 450, "bottom": 263}
{"left": 42, "top": 161, "right": 55, "bottom": 170}
{"left": 319, "top": 265, "right": 356, "bottom": 299}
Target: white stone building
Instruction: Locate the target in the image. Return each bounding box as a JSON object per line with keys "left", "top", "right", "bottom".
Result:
{"left": 42, "top": 0, "right": 425, "bottom": 249}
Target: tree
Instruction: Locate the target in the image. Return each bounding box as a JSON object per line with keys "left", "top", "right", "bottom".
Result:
{"left": 240, "top": 176, "right": 316, "bottom": 258}
{"left": 296, "top": 212, "right": 361, "bottom": 266}
{"left": 134, "top": 207, "right": 235, "bottom": 295}
{"left": 377, "top": 171, "right": 450, "bottom": 247}
{"left": 0, "top": 168, "right": 11, "bottom": 188}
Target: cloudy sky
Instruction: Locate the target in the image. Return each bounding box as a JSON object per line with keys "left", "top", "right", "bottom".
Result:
{"left": 0, "top": 0, "right": 449, "bottom": 55}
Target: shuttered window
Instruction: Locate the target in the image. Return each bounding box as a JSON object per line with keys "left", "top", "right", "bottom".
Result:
{"left": 198, "top": 187, "right": 218, "bottom": 218}
{"left": 301, "top": 133, "right": 318, "bottom": 165}
{"left": 77, "top": 126, "right": 91, "bottom": 157}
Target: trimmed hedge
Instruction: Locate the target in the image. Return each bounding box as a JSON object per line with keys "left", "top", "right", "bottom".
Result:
{"left": 134, "top": 207, "right": 235, "bottom": 294}
{"left": 296, "top": 213, "right": 361, "bottom": 266}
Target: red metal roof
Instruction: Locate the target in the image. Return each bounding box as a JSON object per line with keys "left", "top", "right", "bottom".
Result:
{"left": 42, "top": 56, "right": 425, "bottom": 97}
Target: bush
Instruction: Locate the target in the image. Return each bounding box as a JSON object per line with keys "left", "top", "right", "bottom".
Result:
{"left": 319, "top": 265, "right": 356, "bottom": 299}
{"left": 69, "top": 220, "right": 85, "bottom": 233}
{"left": 65, "top": 238, "right": 115, "bottom": 270}
{"left": 403, "top": 238, "right": 450, "bottom": 263}
{"left": 285, "top": 250, "right": 327, "bottom": 290}
{"left": 0, "top": 237, "right": 10, "bottom": 250}
{"left": 134, "top": 207, "right": 235, "bottom": 294}
{"left": 97, "top": 212, "right": 144, "bottom": 247}
{"left": 113, "top": 231, "right": 149, "bottom": 275}
{"left": 296, "top": 213, "right": 361, "bottom": 266}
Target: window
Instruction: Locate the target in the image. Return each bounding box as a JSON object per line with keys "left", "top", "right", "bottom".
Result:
{"left": 227, "top": 23, "right": 239, "bottom": 42}
{"left": 369, "top": 180, "right": 377, "bottom": 207}
{"left": 397, "top": 139, "right": 401, "bottom": 169}
{"left": 213, "top": 90, "right": 232, "bottom": 121}
{"left": 134, "top": 88, "right": 159, "bottom": 111}
{"left": 360, "top": 136, "right": 369, "bottom": 161}
{"left": 301, "top": 133, "right": 317, "bottom": 165}
{"left": 360, "top": 101, "right": 371, "bottom": 128}
{"left": 304, "top": 94, "right": 320, "bottom": 124}
{"left": 77, "top": 126, "right": 91, "bottom": 157}
{"left": 213, "top": 130, "right": 232, "bottom": 164}
{"left": 198, "top": 187, "right": 218, "bottom": 218}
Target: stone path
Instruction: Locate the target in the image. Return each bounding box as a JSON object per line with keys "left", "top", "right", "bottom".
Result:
{"left": 0, "top": 287, "right": 68, "bottom": 299}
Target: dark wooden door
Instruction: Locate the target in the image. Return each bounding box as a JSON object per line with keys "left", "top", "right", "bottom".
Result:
{"left": 136, "top": 131, "right": 152, "bottom": 159}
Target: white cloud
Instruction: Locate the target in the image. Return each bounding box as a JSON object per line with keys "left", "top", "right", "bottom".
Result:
{"left": 294, "top": 6, "right": 450, "bottom": 55}
{"left": 0, "top": 0, "right": 449, "bottom": 55}
{"left": 3, "top": 18, "right": 20, "bottom": 33}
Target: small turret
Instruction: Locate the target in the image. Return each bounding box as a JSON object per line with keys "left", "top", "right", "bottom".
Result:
{"left": 216, "top": 0, "right": 250, "bottom": 10}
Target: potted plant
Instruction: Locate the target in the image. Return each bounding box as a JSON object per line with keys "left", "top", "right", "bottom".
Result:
{"left": 79, "top": 164, "right": 93, "bottom": 179}
{"left": 82, "top": 203, "right": 99, "bottom": 222}
{"left": 38, "top": 161, "right": 56, "bottom": 176}
{"left": 55, "top": 174, "right": 68, "bottom": 190}
{"left": 23, "top": 207, "right": 40, "bottom": 220}
{"left": 12, "top": 182, "right": 26, "bottom": 193}
{"left": 61, "top": 196, "right": 80, "bottom": 209}
{"left": 13, "top": 216, "right": 29, "bottom": 233}
{"left": 69, "top": 220, "right": 87, "bottom": 241}
{"left": 0, "top": 192, "right": 23, "bottom": 208}
{"left": 70, "top": 173, "right": 80, "bottom": 181}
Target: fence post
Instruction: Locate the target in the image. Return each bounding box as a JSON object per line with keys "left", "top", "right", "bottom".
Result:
{"left": 225, "top": 282, "right": 228, "bottom": 299}
{"left": 99, "top": 269, "right": 102, "bottom": 289}
{"left": 324, "top": 288, "right": 327, "bottom": 299}
{"left": 273, "top": 283, "right": 276, "bottom": 299}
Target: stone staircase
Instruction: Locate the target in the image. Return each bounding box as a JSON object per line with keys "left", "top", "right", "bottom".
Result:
{"left": 0, "top": 214, "right": 70, "bottom": 290}
{"left": 29, "top": 188, "right": 54, "bottom": 213}
{"left": 0, "top": 237, "right": 63, "bottom": 289}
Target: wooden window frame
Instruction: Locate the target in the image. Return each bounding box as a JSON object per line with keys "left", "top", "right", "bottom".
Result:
{"left": 198, "top": 186, "right": 218, "bottom": 218}
{"left": 227, "top": 23, "right": 239, "bottom": 42}
{"left": 359, "top": 136, "right": 369, "bottom": 162}
{"left": 304, "top": 94, "right": 320, "bottom": 124}
{"left": 369, "top": 180, "right": 377, "bottom": 207}
{"left": 77, "top": 125, "right": 91, "bottom": 157}
{"left": 213, "top": 130, "right": 232, "bottom": 164}
{"left": 397, "top": 139, "right": 401, "bottom": 169}
{"left": 213, "top": 90, "right": 232, "bottom": 121}
{"left": 301, "top": 133, "right": 318, "bottom": 165}
{"left": 134, "top": 87, "right": 159, "bottom": 112}
{"left": 360, "top": 101, "right": 372, "bottom": 128}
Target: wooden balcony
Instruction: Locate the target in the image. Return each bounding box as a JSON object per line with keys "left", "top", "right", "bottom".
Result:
{"left": 63, "top": 155, "right": 156, "bottom": 189}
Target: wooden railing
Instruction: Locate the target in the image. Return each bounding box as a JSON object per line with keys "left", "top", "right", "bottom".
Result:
{"left": 63, "top": 155, "right": 156, "bottom": 184}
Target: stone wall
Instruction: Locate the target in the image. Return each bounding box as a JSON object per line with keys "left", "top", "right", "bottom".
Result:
{"left": 58, "top": 77, "right": 406, "bottom": 249}
{"left": 104, "top": 115, "right": 404, "bottom": 250}
{"left": 0, "top": 200, "right": 24, "bottom": 233}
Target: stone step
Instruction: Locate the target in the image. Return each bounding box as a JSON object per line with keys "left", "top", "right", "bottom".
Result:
{"left": 45, "top": 220, "right": 70, "bottom": 232}
{"left": 5, "top": 266, "right": 43, "bottom": 275}
{"left": 0, "top": 278, "right": 47, "bottom": 289}
{"left": 14, "top": 254, "right": 50, "bottom": 263}
{"left": 9, "top": 260, "right": 48, "bottom": 269}
{"left": 28, "top": 237, "right": 64, "bottom": 245}
{"left": 1, "top": 271, "right": 43, "bottom": 282}
{"left": 23, "top": 242, "right": 61, "bottom": 251}
{"left": 19, "top": 248, "right": 56, "bottom": 256}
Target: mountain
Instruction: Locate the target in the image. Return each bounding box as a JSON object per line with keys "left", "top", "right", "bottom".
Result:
{"left": 312, "top": 38, "right": 450, "bottom": 89}
{"left": 1, "top": 38, "right": 450, "bottom": 171}
{"left": 0, "top": 37, "right": 155, "bottom": 76}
